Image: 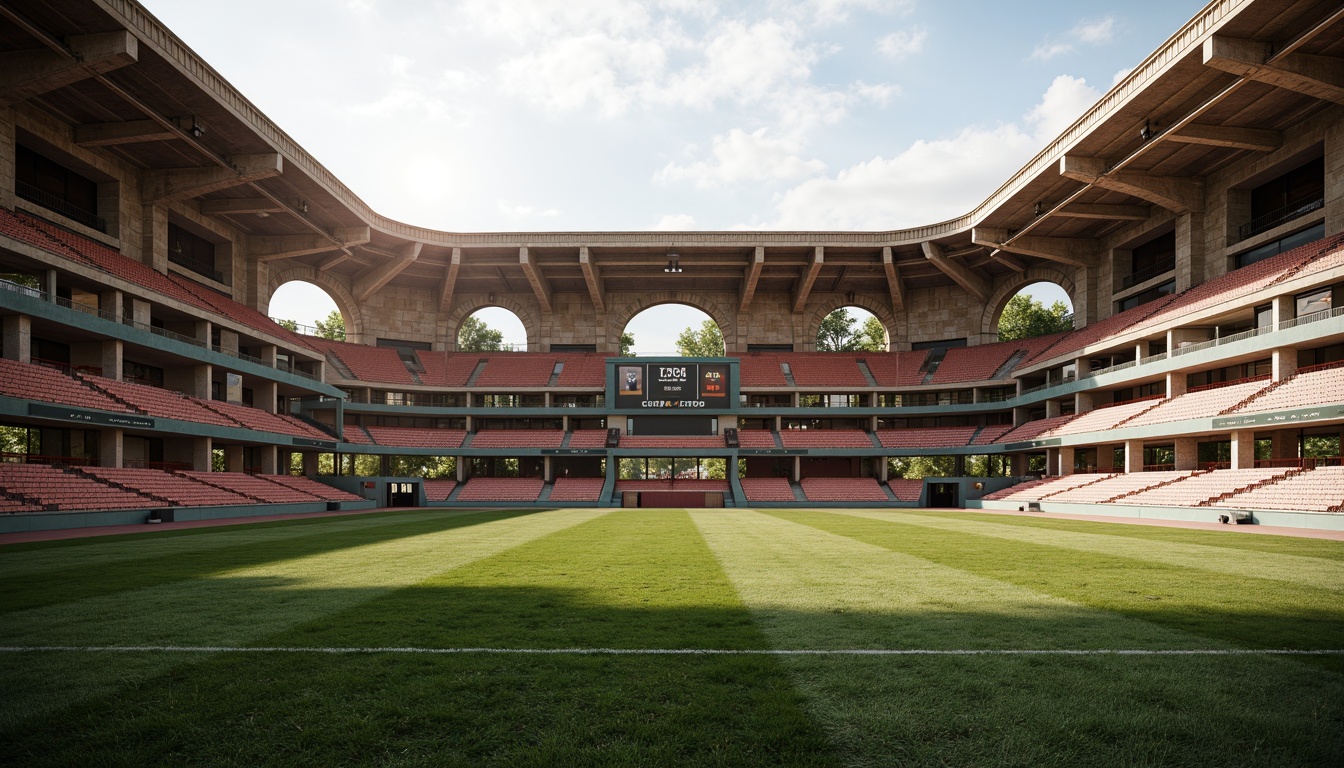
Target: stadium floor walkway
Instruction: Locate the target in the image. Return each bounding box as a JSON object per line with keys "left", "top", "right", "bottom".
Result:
{"left": 3, "top": 506, "right": 1343, "bottom": 545}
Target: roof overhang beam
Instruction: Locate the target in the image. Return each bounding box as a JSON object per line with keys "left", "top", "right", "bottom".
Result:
{"left": 922, "top": 241, "right": 989, "bottom": 303}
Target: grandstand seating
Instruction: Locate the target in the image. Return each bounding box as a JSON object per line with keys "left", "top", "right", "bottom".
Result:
{"left": 313, "top": 340, "right": 416, "bottom": 385}
{"left": 738, "top": 355, "right": 789, "bottom": 387}
{"left": 266, "top": 475, "right": 363, "bottom": 501}
{"left": 1047, "top": 471, "right": 1194, "bottom": 503}
{"left": 864, "top": 350, "right": 929, "bottom": 387}
{"left": 341, "top": 425, "right": 376, "bottom": 444}
{"left": 423, "top": 479, "right": 458, "bottom": 502}
{"left": 786, "top": 354, "right": 869, "bottom": 387}
{"left": 614, "top": 479, "right": 731, "bottom": 492}
{"left": 876, "top": 427, "right": 978, "bottom": 449}
{"left": 1121, "top": 468, "right": 1291, "bottom": 508}
{"left": 201, "top": 399, "right": 334, "bottom": 439}
{"left": 364, "top": 427, "right": 466, "bottom": 448}
{"left": 1121, "top": 378, "right": 1270, "bottom": 428}
{"left": 473, "top": 356, "right": 556, "bottom": 388}
{"left": 778, "top": 429, "right": 874, "bottom": 449}
{"left": 1049, "top": 397, "right": 1164, "bottom": 436}
{"left": 549, "top": 477, "right": 606, "bottom": 501}
{"left": 414, "top": 351, "right": 478, "bottom": 387}
{"left": 738, "top": 477, "right": 795, "bottom": 502}
{"left": 1213, "top": 465, "right": 1344, "bottom": 513}
{"left": 177, "top": 471, "right": 323, "bottom": 504}
{"left": 79, "top": 373, "right": 241, "bottom": 427}
{"left": 981, "top": 476, "right": 1058, "bottom": 501}
{"left": 887, "top": 478, "right": 923, "bottom": 501}
{"left": 0, "top": 358, "right": 132, "bottom": 413}
{"left": 76, "top": 467, "right": 253, "bottom": 506}
{"left": 993, "top": 415, "right": 1075, "bottom": 444}
{"left": 931, "top": 346, "right": 1017, "bottom": 384}
{"left": 470, "top": 430, "right": 565, "bottom": 449}
{"left": 736, "top": 430, "right": 780, "bottom": 448}
{"left": 0, "top": 462, "right": 155, "bottom": 510}
{"left": 567, "top": 430, "right": 610, "bottom": 449}
{"left": 553, "top": 355, "right": 607, "bottom": 387}
{"left": 456, "top": 477, "right": 544, "bottom": 502}
{"left": 800, "top": 476, "right": 888, "bottom": 502}
{"left": 618, "top": 435, "right": 724, "bottom": 449}
{"left": 1226, "top": 362, "right": 1344, "bottom": 414}
{"left": 971, "top": 423, "right": 1015, "bottom": 445}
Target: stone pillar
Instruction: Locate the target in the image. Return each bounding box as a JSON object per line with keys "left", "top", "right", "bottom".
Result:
{"left": 193, "top": 364, "right": 212, "bottom": 400}
{"left": 259, "top": 445, "right": 278, "bottom": 475}
{"left": 1324, "top": 115, "right": 1344, "bottom": 236}
{"left": 99, "top": 290, "right": 123, "bottom": 321}
{"left": 101, "top": 339, "right": 122, "bottom": 380}
{"left": 3, "top": 314, "right": 31, "bottom": 362}
{"left": 1231, "top": 429, "right": 1256, "bottom": 470}
{"left": 1096, "top": 444, "right": 1115, "bottom": 472}
{"left": 218, "top": 328, "right": 239, "bottom": 356}
{"left": 256, "top": 380, "right": 279, "bottom": 414}
{"left": 1010, "top": 453, "right": 1028, "bottom": 477}
{"left": 99, "top": 428, "right": 123, "bottom": 468}
{"left": 223, "top": 444, "right": 244, "bottom": 473}
{"left": 543, "top": 456, "right": 552, "bottom": 482}
{"left": 1271, "top": 295, "right": 1295, "bottom": 326}
{"left": 1166, "top": 372, "right": 1187, "bottom": 399}
{"left": 1124, "top": 440, "right": 1144, "bottom": 473}
{"left": 1173, "top": 436, "right": 1198, "bottom": 471}
{"left": 1273, "top": 347, "right": 1298, "bottom": 382}
{"left": 131, "top": 297, "right": 151, "bottom": 326}
{"left": 792, "top": 456, "right": 801, "bottom": 482}
{"left": 1075, "top": 390, "right": 1096, "bottom": 415}
{"left": 1045, "top": 400, "right": 1061, "bottom": 419}
{"left": 1175, "top": 212, "right": 1207, "bottom": 291}
{"left": 193, "top": 437, "right": 212, "bottom": 472}
{"left": 141, "top": 204, "right": 168, "bottom": 271}
{"left": 0, "top": 113, "right": 14, "bottom": 210}
{"left": 1057, "top": 447, "right": 1075, "bottom": 476}
{"left": 302, "top": 452, "right": 319, "bottom": 477}
{"left": 1271, "top": 430, "right": 1298, "bottom": 461}
{"left": 43, "top": 269, "right": 57, "bottom": 299}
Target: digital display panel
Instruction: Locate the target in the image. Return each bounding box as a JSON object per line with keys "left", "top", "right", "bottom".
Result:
{"left": 614, "top": 363, "right": 732, "bottom": 409}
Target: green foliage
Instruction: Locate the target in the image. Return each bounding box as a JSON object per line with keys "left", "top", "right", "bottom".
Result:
{"left": 620, "top": 331, "right": 635, "bottom": 356}
{"left": 675, "top": 320, "right": 724, "bottom": 357}
{"left": 275, "top": 318, "right": 299, "bottom": 332}
{"left": 997, "top": 293, "right": 1072, "bottom": 342}
{"left": 888, "top": 456, "right": 956, "bottom": 479}
{"left": 388, "top": 455, "right": 456, "bottom": 478}
{"left": 0, "top": 425, "right": 28, "bottom": 457}
{"left": 458, "top": 315, "right": 505, "bottom": 352}
{"left": 314, "top": 310, "right": 346, "bottom": 341}
{"left": 816, "top": 310, "right": 888, "bottom": 352}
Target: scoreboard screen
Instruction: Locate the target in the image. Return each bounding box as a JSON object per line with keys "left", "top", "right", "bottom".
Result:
{"left": 614, "top": 363, "right": 732, "bottom": 409}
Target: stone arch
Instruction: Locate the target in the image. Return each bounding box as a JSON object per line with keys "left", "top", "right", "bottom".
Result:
{"left": 979, "top": 267, "right": 1079, "bottom": 341}
{"left": 805, "top": 293, "right": 902, "bottom": 352}
{"left": 264, "top": 265, "right": 366, "bottom": 344}
{"left": 611, "top": 292, "right": 736, "bottom": 354}
{"left": 440, "top": 294, "right": 541, "bottom": 352}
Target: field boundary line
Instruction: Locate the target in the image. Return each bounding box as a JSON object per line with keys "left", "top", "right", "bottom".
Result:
{"left": 3, "top": 646, "right": 1341, "bottom": 656}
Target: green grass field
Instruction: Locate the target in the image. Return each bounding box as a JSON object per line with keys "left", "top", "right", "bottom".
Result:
{"left": 2, "top": 508, "right": 1342, "bottom": 766}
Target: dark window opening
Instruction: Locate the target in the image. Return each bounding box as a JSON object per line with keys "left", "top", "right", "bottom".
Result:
{"left": 1124, "top": 231, "right": 1175, "bottom": 289}
{"left": 167, "top": 223, "right": 223, "bottom": 283}
{"left": 15, "top": 145, "right": 104, "bottom": 232}
{"left": 1118, "top": 280, "right": 1175, "bottom": 312}
{"left": 1241, "top": 156, "right": 1324, "bottom": 240}
{"left": 1235, "top": 223, "right": 1325, "bottom": 269}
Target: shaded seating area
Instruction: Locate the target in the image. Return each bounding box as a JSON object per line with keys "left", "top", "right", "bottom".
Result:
{"left": 549, "top": 477, "right": 606, "bottom": 502}
{"left": 876, "top": 427, "right": 977, "bottom": 449}
{"left": 738, "top": 477, "right": 795, "bottom": 502}
{"left": 779, "top": 429, "right": 873, "bottom": 449}
{"left": 800, "top": 477, "right": 888, "bottom": 502}
{"left": 470, "top": 430, "right": 565, "bottom": 449}
{"left": 423, "top": 479, "right": 458, "bottom": 502}
{"left": 456, "top": 477, "right": 544, "bottom": 502}
{"left": 0, "top": 358, "right": 133, "bottom": 413}
{"left": 886, "top": 479, "right": 923, "bottom": 501}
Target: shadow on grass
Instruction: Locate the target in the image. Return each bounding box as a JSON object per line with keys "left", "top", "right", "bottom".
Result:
{"left": 3, "top": 583, "right": 1343, "bottom": 767}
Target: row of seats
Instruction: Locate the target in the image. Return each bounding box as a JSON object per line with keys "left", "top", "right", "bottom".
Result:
{"left": 549, "top": 477, "right": 605, "bottom": 501}
{"left": 876, "top": 427, "right": 979, "bottom": 449}
{"left": 422, "top": 478, "right": 458, "bottom": 501}
{"left": 800, "top": 476, "right": 889, "bottom": 502}
{"left": 990, "top": 466, "right": 1344, "bottom": 513}
{"left": 779, "top": 430, "right": 874, "bottom": 448}
{"left": 0, "top": 358, "right": 132, "bottom": 413}
{"left": 455, "top": 477, "right": 545, "bottom": 502}
{"left": 738, "top": 477, "right": 795, "bottom": 501}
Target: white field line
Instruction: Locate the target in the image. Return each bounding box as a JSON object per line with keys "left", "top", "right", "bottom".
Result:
{"left": 2, "top": 645, "right": 1341, "bottom": 656}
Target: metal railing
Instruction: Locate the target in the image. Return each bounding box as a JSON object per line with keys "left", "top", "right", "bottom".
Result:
{"left": 15, "top": 181, "right": 107, "bottom": 232}
{"left": 168, "top": 249, "right": 225, "bottom": 284}
{"left": 1237, "top": 197, "right": 1323, "bottom": 241}
{"left": 1121, "top": 259, "right": 1175, "bottom": 290}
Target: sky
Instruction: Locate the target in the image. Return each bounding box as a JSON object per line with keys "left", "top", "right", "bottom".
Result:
{"left": 141, "top": 0, "right": 1204, "bottom": 352}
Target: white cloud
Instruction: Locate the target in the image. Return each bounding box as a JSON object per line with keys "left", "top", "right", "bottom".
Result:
{"left": 1029, "top": 42, "right": 1074, "bottom": 61}
{"left": 798, "top": 0, "right": 914, "bottom": 26}
{"left": 1112, "top": 67, "right": 1134, "bottom": 86}
{"left": 497, "top": 201, "right": 560, "bottom": 220}
{"left": 651, "top": 213, "right": 696, "bottom": 230}
{"left": 458, "top": 0, "right": 653, "bottom": 45}
{"left": 1025, "top": 75, "right": 1102, "bottom": 143}
{"left": 498, "top": 33, "right": 668, "bottom": 116}
{"left": 655, "top": 127, "right": 826, "bottom": 187}
{"left": 1030, "top": 16, "right": 1115, "bottom": 61}
{"left": 877, "top": 27, "right": 927, "bottom": 58}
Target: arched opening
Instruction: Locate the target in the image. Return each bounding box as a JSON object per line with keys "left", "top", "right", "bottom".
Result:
{"left": 623, "top": 303, "right": 724, "bottom": 357}
{"left": 458, "top": 307, "right": 528, "bottom": 351}
{"left": 995, "top": 281, "right": 1074, "bottom": 342}
{"left": 268, "top": 280, "right": 348, "bottom": 340}
{"left": 816, "top": 306, "right": 888, "bottom": 351}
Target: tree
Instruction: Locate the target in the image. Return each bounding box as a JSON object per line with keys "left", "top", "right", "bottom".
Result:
{"left": 275, "top": 318, "right": 299, "bottom": 332}
{"left": 997, "top": 294, "right": 1072, "bottom": 342}
{"left": 620, "top": 331, "right": 635, "bottom": 356}
{"left": 816, "top": 309, "right": 888, "bottom": 351}
{"left": 675, "top": 320, "right": 724, "bottom": 357}
{"left": 458, "top": 315, "right": 504, "bottom": 351}
{"left": 315, "top": 310, "right": 346, "bottom": 341}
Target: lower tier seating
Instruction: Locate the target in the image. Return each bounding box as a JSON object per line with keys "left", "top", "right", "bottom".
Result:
{"left": 738, "top": 477, "right": 795, "bottom": 502}
{"left": 423, "top": 479, "right": 458, "bottom": 501}
{"left": 1213, "top": 465, "right": 1344, "bottom": 513}
{"left": 886, "top": 479, "right": 923, "bottom": 501}
{"left": 549, "top": 477, "right": 606, "bottom": 501}
{"left": 456, "top": 477, "right": 544, "bottom": 502}
{"left": 800, "top": 477, "right": 888, "bottom": 502}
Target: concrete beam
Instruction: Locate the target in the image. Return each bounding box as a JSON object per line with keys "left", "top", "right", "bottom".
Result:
{"left": 0, "top": 32, "right": 138, "bottom": 107}
{"left": 793, "top": 246, "right": 823, "bottom": 314}
{"left": 922, "top": 241, "right": 989, "bottom": 303}
{"left": 1166, "top": 123, "right": 1282, "bottom": 152}
{"left": 440, "top": 248, "right": 461, "bottom": 313}
{"left": 74, "top": 119, "right": 176, "bottom": 147}
{"left": 972, "top": 227, "right": 1094, "bottom": 267}
{"left": 1055, "top": 203, "right": 1150, "bottom": 221}
{"left": 143, "top": 153, "right": 284, "bottom": 203}
{"left": 881, "top": 246, "right": 905, "bottom": 311}
{"left": 250, "top": 226, "right": 369, "bottom": 263}
{"left": 1204, "top": 35, "right": 1344, "bottom": 105}
{"left": 199, "top": 197, "right": 287, "bottom": 216}
{"left": 519, "top": 246, "right": 552, "bottom": 314}
{"left": 1060, "top": 155, "right": 1203, "bottom": 213}
{"left": 354, "top": 241, "right": 421, "bottom": 302}
{"left": 988, "top": 249, "right": 1028, "bottom": 272}
{"left": 740, "top": 246, "right": 765, "bottom": 312}
{"left": 579, "top": 246, "right": 604, "bottom": 313}
{"left": 316, "top": 251, "right": 349, "bottom": 271}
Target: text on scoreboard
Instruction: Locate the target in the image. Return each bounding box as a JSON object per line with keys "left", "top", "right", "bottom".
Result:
{"left": 614, "top": 363, "right": 732, "bottom": 409}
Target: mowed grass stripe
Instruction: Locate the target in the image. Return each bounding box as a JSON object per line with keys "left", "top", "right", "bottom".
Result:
{"left": 832, "top": 509, "right": 1344, "bottom": 591}
{"left": 2, "top": 511, "right": 838, "bottom": 766}
{"left": 0, "top": 510, "right": 528, "bottom": 614}
{"left": 0, "top": 508, "right": 609, "bottom": 729}
{"left": 769, "top": 509, "right": 1344, "bottom": 657}
{"left": 691, "top": 510, "right": 1191, "bottom": 650}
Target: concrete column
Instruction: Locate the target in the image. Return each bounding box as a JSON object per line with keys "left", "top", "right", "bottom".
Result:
{"left": 1096, "top": 444, "right": 1115, "bottom": 472}
{"left": 1273, "top": 347, "right": 1298, "bottom": 382}
{"left": 99, "top": 428, "right": 124, "bottom": 468}
{"left": 99, "top": 290, "right": 123, "bottom": 320}
{"left": 1271, "top": 430, "right": 1298, "bottom": 461}
{"left": 1231, "top": 429, "right": 1256, "bottom": 470}
{"left": 223, "top": 445, "right": 244, "bottom": 473}
{"left": 1010, "top": 453, "right": 1028, "bottom": 477}
{"left": 141, "top": 204, "right": 168, "bottom": 271}
{"left": 1045, "top": 400, "right": 1061, "bottom": 419}
{"left": 1271, "top": 295, "right": 1295, "bottom": 326}
{"left": 1124, "top": 440, "right": 1144, "bottom": 473}
{"left": 3, "top": 315, "right": 31, "bottom": 362}
{"left": 1058, "top": 447, "right": 1075, "bottom": 476}
{"left": 1166, "top": 372, "right": 1187, "bottom": 398}
{"left": 259, "top": 445, "right": 278, "bottom": 475}
{"left": 218, "top": 328, "right": 239, "bottom": 356}
{"left": 100, "top": 339, "right": 122, "bottom": 380}
{"left": 43, "top": 269, "right": 57, "bottom": 299}
{"left": 1075, "top": 390, "right": 1096, "bottom": 415}
{"left": 193, "top": 364, "right": 212, "bottom": 400}
{"left": 130, "top": 298, "right": 151, "bottom": 326}
{"left": 193, "top": 437, "right": 213, "bottom": 472}
{"left": 0, "top": 113, "right": 14, "bottom": 210}
{"left": 543, "top": 456, "right": 552, "bottom": 482}
{"left": 1175, "top": 212, "right": 1207, "bottom": 291}
{"left": 792, "top": 456, "right": 801, "bottom": 482}
{"left": 256, "top": 380, "right": 279, "bottom": 414}
{"left": 1173, "top": 437, "right": 1198, "bottom": 471}
{"left": 302, "top": 452, "right": 319, "bottom": 477}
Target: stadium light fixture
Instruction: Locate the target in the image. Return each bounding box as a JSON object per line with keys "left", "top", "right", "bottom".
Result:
{"left": 664, "top": 251, "right": 682, "bottom": 273}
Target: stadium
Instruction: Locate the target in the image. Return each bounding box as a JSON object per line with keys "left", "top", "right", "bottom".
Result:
{"left": 1, "top": 0, "right": 1343, "bottom": 764}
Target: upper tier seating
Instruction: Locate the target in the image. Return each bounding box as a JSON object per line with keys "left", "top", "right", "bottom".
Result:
{"left": 423, "top": 479, "right": 458, "bottom": 502}
{"left": 470, "top": 430, "right": 565, "bottom": 449}
{"left": 455, "top": 477, "right": 544, "bottom": 502}
{"left": 414, "top": 351, "right": 478, "bottom": 387}
{"left": 364, "top": 427, "right": 466, "bottom": 449}
{"left": 567, "top": 430, "right": 610, "bottom": 449}
{"left": 1047, "top": 471, "right": 1194, "bottom": 504}
{"left": 1121, "top": 378, "right": 1271, "bottom": 428}
{"left": 800, "top": 476, "right": 888, "bottom": 502}
{"left": 178, "top": 471, "right": 323, "bottom": 504}
{"left": 0, "top": 358, "right": 132, "bottom": 413}
{"left": 993, "top": 415, "right": 1075, "bottom": 444}
{"left": 971, "top": 423, "right": 1016, "bottom": 445}
{"left": 738, "top": 477, "right": 795, "bottom": 502}
{"left": 1225, "top": 362, "right": 1344, "bottom": 415}
{"left": 0, "top": 462, "right": 156, "bottom": 511}
{"left": 786, "top": 354, "right": 869, "bottom": 387}
{"left": 1007, "top": 332, "right": 1071, "bottom": 374}
{"left": 887, "top": 478, "right": 923, "bottom": 501}
{"left": 863, "top": 350, "right": 928, "bottom": 387}
{"left": 549, "top": 477, "right": 606, "bottom": 501}
{"left": 200, "top": 399, "right": 334, "bottom": 439}
{"left": 313, "top": 340, "right": 416, "bottom": 385}
{"left": 1122, "top": 468, "right": 1291, "bottom": 508}
{"left": 340, "top": 425, "right": 376, "bottom": 444}
{"left": 554, "top": 355, "right": 607, "bottom": 387}
{"left": 876, "top": 427, "right": 978, "bottom": 449}
{"left": 79, "top": 373, "right": 240, "bottom": 427}
{"left": 1048, "top": 397, "right": 1165, "bottom": 436}
{"left": 76, "top": 467, "right": 252, "bottom": 507}
{"left": 738, "top": 355, "right": 790, "bottom": 387}
{"left": 473, "top": 356, "right": 556, "bottom": 388}
{"left": 736, "top": 430, "right": 780, "bottom": 448}
{"left": 778, "top": 429, "right": 874, "bottom": 449}
{"left": 266, "top": 475, "right": 363, "bottom": 501}
{"left": 931, "top": 345, "right": 1018, "bottom": 384}
{"left": 619, "top": 435, "right": 725, "bottom": 449}
{"left": 1214, "top": 465, "right": 1344, "bottom": 513}
{"left": 615, "top": 479, "right": 731, "bottom": 492}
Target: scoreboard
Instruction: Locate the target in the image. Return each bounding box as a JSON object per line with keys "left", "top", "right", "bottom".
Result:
{"left": 612, "top": 361, "right": 734, "bottom": 410}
